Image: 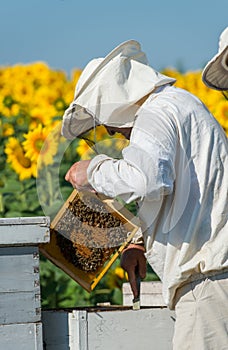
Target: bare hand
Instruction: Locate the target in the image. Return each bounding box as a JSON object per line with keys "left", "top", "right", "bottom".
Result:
{"left": 65, "top": 160, "right": 94, "bottom": 191}
{"left": 121, "top": 244, "right": 146, "bottom": 299}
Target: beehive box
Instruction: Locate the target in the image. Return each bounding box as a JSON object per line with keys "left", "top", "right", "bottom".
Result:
{"left": 0, "top": 216, "right": 50, "bottom": 350}
{"left": 42, "top": 307, "right": 175, "bottom": 350}
{"left": 39, "top": 190, "right": 139, "bottom": 292}
{"left": 123, "top": 281, "right": 166, "bottom": 307}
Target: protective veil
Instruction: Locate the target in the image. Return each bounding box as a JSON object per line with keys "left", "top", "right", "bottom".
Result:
{"left": 61, "top": 40, "right": 175, "bottom": 139}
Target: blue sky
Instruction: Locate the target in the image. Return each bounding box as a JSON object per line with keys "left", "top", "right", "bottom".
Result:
{"left": 1, "top": 0, "right": 227, "bottom": 75}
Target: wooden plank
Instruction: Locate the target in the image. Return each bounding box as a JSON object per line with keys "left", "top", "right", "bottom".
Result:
{"left": 0, "top": 224, "right": 50, "bottom": 246}
{"left": 42, "top": 310, "right": 70, "bottom": 350}
{"left": 0, "top": 291, "right": 41, "bottom": 324}
{"left": 51, "top": 190, "right": 77, "bottom": 228}
{"left": 42, "top": 308, "right": 175, "bottom": 350}
{"left": 0, "top": 322, "right": 43, "bottom": 350}
{"left": 0, "top": 247, "right": 40, "bottom": 292}
{"left": 0, "top": 216, "right": 50, "bottom": 226}
{"left": 122, "top": 281, "right": 166, "bottom": 307}
{"left": 0, "top": 246, "right": 41, "bottom": 324}
{"left": 0, "top": 216, "right": 50, "bottom": 246}
{"left": 87, "top": 308, "right": 175, "bottom": 350}
{"left": 70, "top": 310, "right": 88, "bottom": 350}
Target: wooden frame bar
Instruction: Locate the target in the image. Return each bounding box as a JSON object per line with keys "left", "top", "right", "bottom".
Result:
{"left": 39, "top": 190, "right": 139, "bottom": 292}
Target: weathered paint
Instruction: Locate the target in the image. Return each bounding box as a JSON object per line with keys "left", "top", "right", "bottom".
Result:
{"left": 0, "top": 217, "right": 50, "bottom": 350}
{"left": 0, "top": 322, "right": 43, "bottom": 350}
{"left": 42, "top": 307, "right": 175, "bottom": 350}
{"left": 0, "top": 216, "right": 50, "bottom": 246}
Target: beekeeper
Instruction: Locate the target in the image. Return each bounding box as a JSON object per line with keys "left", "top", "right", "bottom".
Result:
{"left": 202, "top": 26, "right": 228, "bottom": 94}
{"left": 62, "top": 40, "right": 228, "bottom": 349}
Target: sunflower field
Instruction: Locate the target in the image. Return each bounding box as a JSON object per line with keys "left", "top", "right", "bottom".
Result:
{"left": 0, "top": 62, "right": 227, "bottom": 308}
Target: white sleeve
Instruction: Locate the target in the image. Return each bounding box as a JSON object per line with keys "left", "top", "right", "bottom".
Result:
{"left": 87, "top": 101, "right": 177, "bottom": 203}
{"left": 87, "top": 154, "right": 147, "bottom": 203}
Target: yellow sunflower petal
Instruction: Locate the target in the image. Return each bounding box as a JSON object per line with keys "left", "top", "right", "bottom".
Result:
{"left": 4, "top": 137, "right": 36, "bottom": 180}
{"left": 23, "top": 124, "right": 58, "bottom": 165}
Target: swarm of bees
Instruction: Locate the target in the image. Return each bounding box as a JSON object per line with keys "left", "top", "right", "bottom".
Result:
{"left": 53, "top": 192, "right": 129, "bottom": 273}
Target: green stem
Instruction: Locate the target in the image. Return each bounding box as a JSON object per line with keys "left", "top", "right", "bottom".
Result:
{"left": 46, "top": 167, "right": 53, "bottom": 207}
{"left": 0, "top": 193, "right": 4, "bottom": 213}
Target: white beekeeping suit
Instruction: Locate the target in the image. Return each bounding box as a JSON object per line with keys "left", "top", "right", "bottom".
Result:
{"left": 62, "top": 39, "right": 228, "bottom": 350}
{"left": 62, "top": 39, "right": 228, "bottom": 306}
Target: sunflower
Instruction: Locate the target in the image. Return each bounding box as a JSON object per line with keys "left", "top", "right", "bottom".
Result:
{"left": 113, "top": 137, "right": 129, "bottom": 151}
{"left": 12, "top": 80, "right": 34, "bottom": 105}
{"left": 23, "top": 124, "right": 58, "bottom": 166}
{"left": 53, "top": 97, "right": 67, "bottom": 112}
{"left": 214, "top": 100, "right": 228, "bottom": 135}
{"left": 3, "top": 95, "right": 15, "bottom": 108}
{"left": 4, "top": 137, "right": 36, "bottom": 180}
{"left": 71, "top": 68, "right": 82, "bottom": 87}
{"left": 76, "top": 139, "right": 94, "bottom": 160}
{"left": 29, "top": 103, "right": 56, "bottom": 126}
{"left": 2, "top": 123, "right": 14, "bottom": 137}
{"left": 106, "top": 266, "right": 127, "bottom": 289}
{"left": 114, "top": 266, "right": 126, "bottom": 280}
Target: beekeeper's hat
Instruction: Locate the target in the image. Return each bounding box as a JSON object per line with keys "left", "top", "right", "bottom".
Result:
{"left": 61, "top": 40, "right": 176, "bottom": 139}
{"left": 202, "top": 27, "right": 228, "bottom": 90}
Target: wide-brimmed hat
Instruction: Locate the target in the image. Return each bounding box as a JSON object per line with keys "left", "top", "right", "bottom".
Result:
{"left": 202, "top": 27, "right": 228, "bottom": 91}
{"left": 61, "top": 40, "right": 176, "bottom": 139}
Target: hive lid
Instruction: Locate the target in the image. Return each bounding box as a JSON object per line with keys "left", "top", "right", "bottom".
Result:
{"left": 0, "top": 216, "right": 50, "bottom": 246}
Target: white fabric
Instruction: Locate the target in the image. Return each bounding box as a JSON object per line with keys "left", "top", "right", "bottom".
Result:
{"left": 202, "top": 26, "right": 228, "bottom": 90}
{"left": 87, "top": 85, "right": 228, "bottom": 309}
{"left": 61, "top": 40, "right": 176, "bottom": 139}
{"left": 172, "top": 270, "right": 228, "bottom": 350}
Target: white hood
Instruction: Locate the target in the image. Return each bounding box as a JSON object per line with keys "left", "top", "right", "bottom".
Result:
{"left": 202, "top": 26, "right": 228, "bottom": 91}
{"left": 61, "top": 40, "right": 176, "bottom": 139}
